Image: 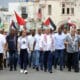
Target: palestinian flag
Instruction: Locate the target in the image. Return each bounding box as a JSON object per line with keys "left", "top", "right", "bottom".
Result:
{"left": 60, "top": 18, "right": 76, "bottom": 31}
{"left": 10, "top": 20, "right": 17, "bottom": 30}
{"left": 67, "top": 18, "right": 76, "bottom": 28}
{"left": 15, "top": 11, "right": 26, "bottom": 26}
{"left": 43, "top": 17, "right": 56, "bottom": 31}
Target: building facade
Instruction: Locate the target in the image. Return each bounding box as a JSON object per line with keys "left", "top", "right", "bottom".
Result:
{"left": 1, "top": 0, "right": 80, "bottom": 30}
{"left": 39, "top": 0, "right": 80, "bottom": 29}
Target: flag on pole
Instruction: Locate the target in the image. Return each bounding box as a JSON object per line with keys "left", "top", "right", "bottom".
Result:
{"left": 68, "top": 17, "right": 76, "bottom": 28}
{"left": 43, "top": 17, "right": 50, "bottom": 26}
{"left": 10, "top": 20, "right": 17, "bottom": 30}
{"left": 37, "top": 8, "right": 42, "bottom": 19}
{"left": 15, "top": 11, "right": 26, "bottom": 26}
{"left": 43, "top": 17, "right": 56, "bottom": 31}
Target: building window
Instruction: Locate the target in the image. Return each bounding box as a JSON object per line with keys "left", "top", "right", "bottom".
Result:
{"left": 71, "top": 8, "right": 74, "bottom": 14}
{"left": 21, "top": 6, "right": 27, "bottom": 19}
{"left": 67, "top": 8, "right": 70, "bottom": 14}
{"left": 62, "top": 8, "right": 65, "bottom": 14}
{"left": 21, "top": 6, "right": 26, "bottom": 14}
{"left": 62, "top": 3, "right": 65, "bottom": 15}
{"left": 48, "top": 5, "right": 52, "bottom": 15}
{"left": 62, "top": 3, "right": 65, "bottom": 7}
{"left": 61, "top": 2, "right": 74, "bottom": 15}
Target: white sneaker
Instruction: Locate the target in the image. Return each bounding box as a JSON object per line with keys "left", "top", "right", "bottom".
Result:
{"left": 20, "top": 69, "right": 24, "bottom": 73}
{"left": 24, "top": 70, "right": 28, "bottom": 74}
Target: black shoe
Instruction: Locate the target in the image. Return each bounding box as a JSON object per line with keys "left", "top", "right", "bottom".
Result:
{"left": 14, "top": 68, "right": 17, "bottom": 71}
{"left": 41, "top": 67, "right": 43, "bottom": 71}
{"left": 10, "top": 69, "right": 13, "bottom": 71}
{"left": 60, "top": 68, "right": 63, "bottom": 71}
{"left": 54, "top": 66, "right": 57, "bottom": 69}
{"left": 33, "top": 67, "right": 35, "bottom": 69}
{"left": 36, "top": 67, "right": 39, "bottom": 71}
{"left": 49, "top": 71, "right": 53, "bottom": 73}
{"left": 29, "top": 65, "right": 31, "bottom": 68}
{"left": 0, "top": 67, "right": 3, "bottom": 70}
{"left": 74, "top": 70, "right": 79, "bottom": 73}
{"left": 44, "top": 69, "right": 47, "bottom": 72}
{"left": 68, "top": 69, "right": 71, "bottom": 72}
{"left": 10, "top": 68, "right": 13, "bottom": 71}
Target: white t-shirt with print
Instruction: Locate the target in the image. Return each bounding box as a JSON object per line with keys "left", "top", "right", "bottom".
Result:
{"left": 18, "top": 36, "right": 28, "bottom": 49}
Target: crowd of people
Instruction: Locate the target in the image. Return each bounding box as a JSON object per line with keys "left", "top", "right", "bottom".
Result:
{"left": 0, "top": 25, "right": 80, "bottom": 74}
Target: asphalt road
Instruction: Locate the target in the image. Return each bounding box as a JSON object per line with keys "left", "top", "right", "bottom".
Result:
{"left": 0, "top": 67, "right": 80, "bottom": 80}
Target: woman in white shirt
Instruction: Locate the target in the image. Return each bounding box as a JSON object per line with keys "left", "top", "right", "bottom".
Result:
{"left": 18, "top": 30, "right": 28, "bottom": 74}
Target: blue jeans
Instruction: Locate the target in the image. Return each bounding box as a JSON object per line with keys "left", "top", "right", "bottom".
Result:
{"left": 9, "top": 50, "right": 18, "bottom": 70}
{"left": 28, "top": 52, "right": 32, "bottom": 67}
{"left": 54, "top": 49, "right": 64, "bottom": 70}
{"left": 35, "top": 50, "right": 40, "bottom": 68}
{"left": 32, "top": 51, "right": 36, "bottom": 68}
{"left": 47, "top": 52, "right": 53, "bottom": 72}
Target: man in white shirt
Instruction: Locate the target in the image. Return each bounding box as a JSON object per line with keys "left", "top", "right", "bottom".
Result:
{"left": 0, "top": 31, "right": 6, "bottom": 70}
{"left": 39, "top": 27, "right": 55, "bottom": 73}
{"left": 34, "top": 28, "right": 42, "bottom": 71}
{"left": 28, "top": 29, "right": 36, "bottom": 68}
{"left": 54, "top": 27, "right": 65, "bottom": 71}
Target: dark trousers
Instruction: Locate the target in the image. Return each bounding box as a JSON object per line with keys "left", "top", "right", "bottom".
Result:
{"left": 54, "top": 49, "right": 64, "bottom": 70}
{"left": 9, "top": 50, "right": 18, "bottom": 70}
{"left": 47, "top": 52, "right": 53, "bottom": 72}
{"left": 4, "top": 59, "right": 6, "bottom": 68}
{"left": 0, "top": 53, "right": 3, "bottom": 70}
{"left": 20, "top": 49, "right": 28, "bottom": 70}
{"left": 40, "top": 51, "right": 44, "bottom": 70}
{"left": 63, "top": 49, "right": 68, "bottom": 68}
{"left": 67, "top": 52, "right": 79, "bottom": 72}
{"left": 43, "top": 51, "right": 49, "bottom": 71}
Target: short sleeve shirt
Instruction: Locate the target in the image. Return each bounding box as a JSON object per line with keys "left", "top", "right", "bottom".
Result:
{"left": 0, "top": 34, "right": 6, "bottom": 53}
{"left": 65, "top": 34, "right": 80, "bottom": 53}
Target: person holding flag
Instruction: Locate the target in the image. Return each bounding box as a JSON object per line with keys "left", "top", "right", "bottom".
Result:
{"left": 6, "top": 27, "right": 18, "bottom": 71}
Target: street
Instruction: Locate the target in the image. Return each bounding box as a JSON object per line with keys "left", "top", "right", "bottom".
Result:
{"left": 0, "top": 67, "right": 80, "bottom": 80}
